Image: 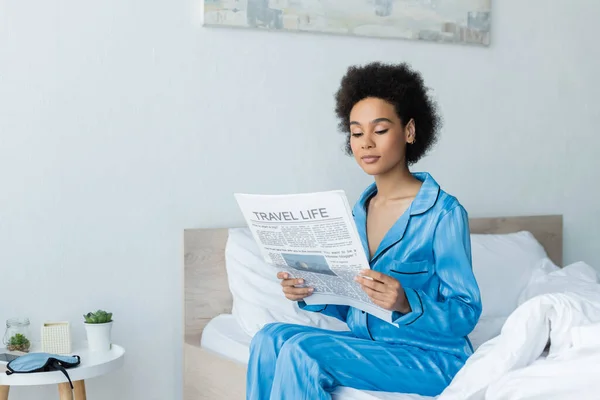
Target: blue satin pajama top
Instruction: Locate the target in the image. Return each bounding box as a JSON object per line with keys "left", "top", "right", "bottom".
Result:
{"left": 299, "top": 172, "right": 482, "bottom": 357}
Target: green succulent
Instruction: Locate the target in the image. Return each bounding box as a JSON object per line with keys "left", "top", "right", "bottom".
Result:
{"left": 83, "top": 310, "right": 113, "bottom": 324}
{"left": 7, "top": 333, "right": 30, "bottom": 352}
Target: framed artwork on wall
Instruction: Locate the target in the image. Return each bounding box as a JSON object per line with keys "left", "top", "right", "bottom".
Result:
{"left": 203, "top": 0, "right": 492, "bottom": 46}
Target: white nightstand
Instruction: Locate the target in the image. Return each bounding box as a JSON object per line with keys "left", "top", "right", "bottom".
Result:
{"left": 0, "top": 342, "right": 125, "bottom": 400}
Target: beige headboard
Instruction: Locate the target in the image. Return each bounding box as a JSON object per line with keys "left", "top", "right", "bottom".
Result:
{"left": 184, "top": 214, "right": 563, "bottom": 344}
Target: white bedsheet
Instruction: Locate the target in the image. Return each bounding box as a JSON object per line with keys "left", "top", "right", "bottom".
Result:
{"left": 201, "top": 313, "right": 252, "bottom": 365}
{"left": 200, "top": 314, "right": 434, "bottom": 400}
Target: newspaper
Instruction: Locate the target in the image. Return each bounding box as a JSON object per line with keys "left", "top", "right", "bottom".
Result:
{"left": 234, "top": 190, "right": 397, "bottom": 326}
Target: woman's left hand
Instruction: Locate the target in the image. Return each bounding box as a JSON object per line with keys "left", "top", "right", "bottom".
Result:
{"left": 354, "top": 269, "right": 411, "bottom": 314}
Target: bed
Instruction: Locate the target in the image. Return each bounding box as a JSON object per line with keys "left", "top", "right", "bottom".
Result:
{"left": 183, "top": 215, "right": 564, "bottom": 400}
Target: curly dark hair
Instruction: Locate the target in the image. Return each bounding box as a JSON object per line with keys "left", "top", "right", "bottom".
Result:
{"left": 334, "top": 62, "right": 441, "bottom": 165}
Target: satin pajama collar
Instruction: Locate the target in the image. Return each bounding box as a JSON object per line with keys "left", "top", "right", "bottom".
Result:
{"left": 352, "top": 172, "right": 441, "bottom": 263}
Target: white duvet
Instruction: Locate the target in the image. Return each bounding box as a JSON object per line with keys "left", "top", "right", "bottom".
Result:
{"left": 333, "top": 259, "right": 600, "bottom": 400}
{"left": 438, "top": 259, "right": 600, "bottom": 400}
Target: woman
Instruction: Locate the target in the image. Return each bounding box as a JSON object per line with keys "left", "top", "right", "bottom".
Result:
{"left": 246, "top": 62, "right": 482, "bottom": 399}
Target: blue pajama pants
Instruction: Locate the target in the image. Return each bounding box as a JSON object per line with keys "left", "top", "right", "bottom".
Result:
{"left": 246, "top": 322, "right": 466, "bottom": 400}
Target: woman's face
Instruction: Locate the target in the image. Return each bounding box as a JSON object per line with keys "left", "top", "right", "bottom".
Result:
{"left": 349, "top": 97, "right": 412, "bottom": 176}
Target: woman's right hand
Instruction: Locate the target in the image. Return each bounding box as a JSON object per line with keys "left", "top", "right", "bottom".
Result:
{"left": 277, "top": 272, "right": 314, "bottom": 301}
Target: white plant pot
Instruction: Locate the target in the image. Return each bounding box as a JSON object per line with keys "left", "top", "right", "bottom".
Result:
{"left": 84, "top": 322, "right": 113, "bottom": 352}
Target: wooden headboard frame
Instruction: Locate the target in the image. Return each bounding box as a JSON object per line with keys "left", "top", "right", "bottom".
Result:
{"left": 183, "top": 214, "right": 563, "bottom": 344}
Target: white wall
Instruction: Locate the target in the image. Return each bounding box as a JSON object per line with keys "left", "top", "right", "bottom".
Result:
{"left": 1, "top": 0, "right": 598, "bottom": 398}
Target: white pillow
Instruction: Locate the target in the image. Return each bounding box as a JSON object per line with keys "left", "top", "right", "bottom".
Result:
{"left": 470, "top": 231, "right": 548, "bottom": 319}
{"left": 225, "top": 227, "right": 350, "bottom": 337}
{"left": 468, "top": 316, "right": 506, "bottom": 350}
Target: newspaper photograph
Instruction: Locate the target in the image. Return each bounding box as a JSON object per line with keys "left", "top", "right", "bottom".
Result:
{"left": 234, "top": 190, "right": 397, "bottom": 326}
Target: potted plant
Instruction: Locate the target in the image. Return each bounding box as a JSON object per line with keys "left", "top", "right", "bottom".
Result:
{"left": 83, "top": 310, "right": 113, "bottom": 352}
{"left": 7, "top": 333, "right": 31, "bottom": 353}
